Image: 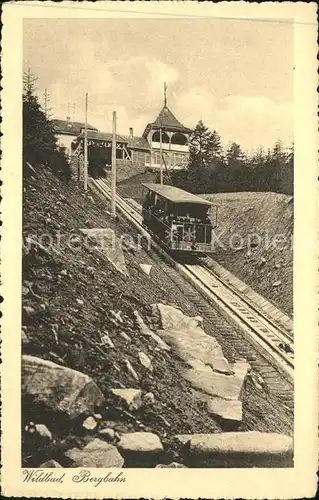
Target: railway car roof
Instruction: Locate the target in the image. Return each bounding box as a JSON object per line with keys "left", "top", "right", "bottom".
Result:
{"left": 142, "top": 183, "right": 213, "bottom": 206}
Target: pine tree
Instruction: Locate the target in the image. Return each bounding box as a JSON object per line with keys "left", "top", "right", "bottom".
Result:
{"left": 226, "top": 142, "right": 246, "bottom": 168}
{"left": 186, "top": 121, "right": 224, "bottom": 192}
{"left": 189, "top": 120, "right": 223, "bottom": 169}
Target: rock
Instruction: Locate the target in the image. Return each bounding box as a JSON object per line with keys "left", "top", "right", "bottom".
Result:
{"left": 210, "top": 356, "right": 233, "bottom": 375}
{"left": 259, "top": 257, "right": 266, "bottom": 266}
{"left": 139, "top": 264, "right": 152, "bottom": 275}
{"left": 119, "top": 331, "right": 131, "bottom": 342}
{"left": 143, "top": 392, "right": 155, "bottom": 405}
{"left": 124, "top": 359, "right": 139, "bottom": 381}
{"left": 65, "top": 438, "right": 124, "bottom": 467}
{"left": 48, "top": 352, "right": 66, "bottom": 366}
{"left": 110, "top": 388, "right": 142, "bottom": 411}
{"left": 157, "top": 415, "right": 171, "bottom": 428}
{"left": 94, "top": 413, "right": 103, "bottom": 421}
{"left": 118, "top": 432, "right": 163, "bottom": 455}
{"left": 138, "top": 351, "right": 153, "bottom": 371}
{"left": 153, "top": 303, "right": 231, "bottom": 374}
{"left": 34, "top": 423, "right": 53, "bottom": 441}
{"left": 187, "top": 359, "right": 212, "bottom": 371}
{"left": 60, "top": 269, "right": 68, "bottom": 276}
{"left": 100, "top": 333, "right": 114, "bottom": 348}
{"left": 99, "top": 428, "right": 116, "bottom": 442}
{"left": 207, "top": 399, "right": 243, "bottom": 428}
{"left": 232, "top": 360, "right": 250, "bottom": 397}
{"left": 22, "top": 285, "right": 30, "bottom": 296}
{"left": 40, "top": 460, "right": 63, "bottom": 468}
{"left": 156, "top": 462, "right": 187, "bottom": 468}
{"left": 22, "top": 330, "right": 30, "bottom": 346}
{"left": 133, "top": 311, "right": 171, "bottom": 352}
{"left": 82, "top": 416, "right": 98, "bottom": 431}
{"left": 22, "top": 355, "right": 105, "bottom": 419}
{"left": 248, "top": 372, "right": 264, "bottom": 391}
{"left": 188, "top": 432, "right": 293, "bottom": 468}
{"left": 110, "top": 310, "right": 123, "bottom": 323}
{"left": 76, "top": 298, "right": 84, "bottom": 305}
{"left": 23, "top": 306, "right": 36, "bottom": 317}
{"left": 181, "top": 363, "right": 248, "bottom": 401}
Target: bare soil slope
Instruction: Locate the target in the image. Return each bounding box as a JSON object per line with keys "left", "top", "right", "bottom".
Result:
{"left": 204, "top": 192, "right": 293, "bottom": 316}
{"left": 22, "top": 169, "right": 293, "bottom": 466}
{"left": 117, "top": 170, "right": 158, "bottom": 203}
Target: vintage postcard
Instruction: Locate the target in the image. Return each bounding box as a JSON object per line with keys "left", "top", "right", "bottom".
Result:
{"left": 1, "top": 1, "right": 318, "bottom": 498}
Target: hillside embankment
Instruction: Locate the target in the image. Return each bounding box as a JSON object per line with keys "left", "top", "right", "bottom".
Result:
{"left": 21, "top": 166, "right": 293, "bottom": 468}
{"left": 203, "top": 192, "right": 293, "bottom": 316}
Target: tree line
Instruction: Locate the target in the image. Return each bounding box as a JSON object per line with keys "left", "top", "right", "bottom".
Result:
{"left": 23, "top": 70, "right": 71, "bottom": 179}
{"left": 165, "top": 121, "right": 293, "bottom": 195}
{"left": 23, "top": 69, "right": 293, "bottom": 195}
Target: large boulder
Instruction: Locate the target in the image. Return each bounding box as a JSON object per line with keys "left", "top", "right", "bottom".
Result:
{"left": 65, "top": 438, "right": 124, "bottom": 467}
{"left": 207, "top": 399, "right": 243, "bottom": 429}
{"left": 133, "top": 311, "right": 171, "bottom": 352}
{"left": 40, "top": 460, "right": 63, "bottom": 468}
{"left": 118, "top": 432, "right": 163, "bottom": 455}
{"left": 181, "top": 364, "right": 247, "bottom": 401}
{"left": 153, "top": 303, "right": 232, "bottom": 374}
{"left": 188, "top": 432, "right": 293, "bottom": 468}
{"left": 110, "top": 388, "right": 142, "bottom": 411}
{"left": 22, "top": 355, "right": 105, "bottom": 419}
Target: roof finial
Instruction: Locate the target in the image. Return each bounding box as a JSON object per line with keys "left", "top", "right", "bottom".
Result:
{"left": 164, "top": 82, "right": 167, "bottom": 107}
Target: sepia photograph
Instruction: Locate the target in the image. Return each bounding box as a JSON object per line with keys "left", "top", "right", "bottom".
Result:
{"left": 1, "top": 2, "right": 317, "bottom": 498}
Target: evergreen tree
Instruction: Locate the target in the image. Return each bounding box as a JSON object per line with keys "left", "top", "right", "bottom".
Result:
{"left": 23, "top": 69, "right": 70, "bottom": 179}
{"left": 226, "top": 142, "right": 246, "bottom": 168}
{"left": 188, "top": 120, "right": 223, "bottom": 169}
{"left": 186, "top": 121, "right": 224, "bottom": 192}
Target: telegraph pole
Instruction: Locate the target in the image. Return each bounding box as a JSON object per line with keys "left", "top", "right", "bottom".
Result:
{"left": 150, "top": 127, "right": 153, "bottom": 171}
{"left": 83, "top": 93, "right": 88, "bottom": 191}
{"left": 111, "top": 111, "right": 117, "bottom": 217}
{"left": 43, "top": 89, "right": 52, "bottom": 119}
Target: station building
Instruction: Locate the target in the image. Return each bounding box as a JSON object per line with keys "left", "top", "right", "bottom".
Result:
{"left": 52, "top": 99, "right": 192, "bottom": 179}
{"left": 52, "top": 118, "right": 98, "bottom": 157}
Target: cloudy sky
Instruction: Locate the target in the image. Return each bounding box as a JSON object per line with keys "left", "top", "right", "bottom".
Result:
{"left": 23, "top": 17, "right": 293, "bottom": 152}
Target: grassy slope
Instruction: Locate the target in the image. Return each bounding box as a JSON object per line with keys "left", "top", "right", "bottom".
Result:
{"left": 203, "top": 192, "right": 293, "bottom": 316}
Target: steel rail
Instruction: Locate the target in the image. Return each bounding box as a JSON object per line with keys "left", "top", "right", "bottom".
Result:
{"left": 90, "top": 178, "right": 294, "bottom": 382}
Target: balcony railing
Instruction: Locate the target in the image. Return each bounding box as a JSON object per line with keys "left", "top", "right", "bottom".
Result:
{"left": 151, "top": 142, "right": 189, "bottom": 153}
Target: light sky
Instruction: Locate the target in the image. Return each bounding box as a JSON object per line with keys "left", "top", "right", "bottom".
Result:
{"left": 23, "top": 18, "right": 293, "bottom": 152}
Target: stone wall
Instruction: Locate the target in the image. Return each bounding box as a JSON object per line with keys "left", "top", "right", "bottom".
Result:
{"left": 69, "top": 156, "right": 83, "bottom": 182}
{"left": 113, "top": 159, "right": 147, "bottom": 184}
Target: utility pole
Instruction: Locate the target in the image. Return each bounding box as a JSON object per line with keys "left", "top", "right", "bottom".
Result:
{"left": 83, "top": 93, "right": 88, "bottom": 191}
{"left": 111, "top": 111, "right": 117, "bottom": 217}
{"left": 159, "top": 127, "right": 163, "bottom": 185}
{"left": 43, "top": 89, "right": 52, "bottom": 119}
{"left": 72, "top": 102, "right": 76, "bottom": 122}
{"left": 150, "top": 127, "right": 153, "bottom": 171}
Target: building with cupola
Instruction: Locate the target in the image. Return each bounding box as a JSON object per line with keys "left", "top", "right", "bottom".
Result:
{"left": 142, "top": 98, "right": 192, "bottom": 170}
{"left": 53, "top": 90, "right": 192, "bottom": 180}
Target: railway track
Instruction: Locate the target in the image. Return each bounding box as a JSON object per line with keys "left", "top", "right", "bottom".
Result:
{"left": 90, "top": 177, "right": 294, "bottom": 407}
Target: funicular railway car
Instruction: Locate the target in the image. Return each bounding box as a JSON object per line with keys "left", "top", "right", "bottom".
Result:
{"left": 141, "top": 183, "right": 217, "bottom": 254}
